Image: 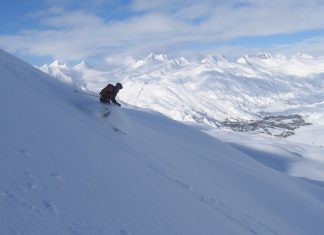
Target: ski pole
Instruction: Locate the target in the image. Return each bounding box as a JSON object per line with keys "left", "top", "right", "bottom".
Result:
{"left": 74, "top": 90, "right": 99, "bottom": 98}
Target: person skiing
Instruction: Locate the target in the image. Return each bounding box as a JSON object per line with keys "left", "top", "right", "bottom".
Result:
{"left": 99, "top": 82, "right": 123, "bottom": 106}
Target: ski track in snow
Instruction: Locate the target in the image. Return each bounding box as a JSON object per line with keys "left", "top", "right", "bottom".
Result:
{"left": 97, "top": 107, "right": 277, "bottom": 234}
{"left": 1, "top": 174, "right": 102, "bottom": 235}
{"left": 137, "top": 150, "right": 277, "bottom": 235}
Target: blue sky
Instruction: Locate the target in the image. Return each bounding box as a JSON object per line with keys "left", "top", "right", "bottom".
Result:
{"left": 1, "top": 0, "right": 324, "bottom": 65}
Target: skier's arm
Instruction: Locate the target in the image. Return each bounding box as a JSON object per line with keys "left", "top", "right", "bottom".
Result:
{"left": 111, "top": 94, "right": 121, "bottom": 106}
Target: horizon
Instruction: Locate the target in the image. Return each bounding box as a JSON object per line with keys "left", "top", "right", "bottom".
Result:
{"left": 1, "top": 0, "right": 324, "bottom": 66}
{"left": 38, "top": 51, "right": 324, "bottom": 68}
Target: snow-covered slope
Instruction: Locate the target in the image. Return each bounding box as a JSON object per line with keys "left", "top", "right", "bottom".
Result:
{"left": 2, "top": 49, "right": 324, "bottom": 234}
{"left": 39, "top": 53, "right": 324, "bottom": 133}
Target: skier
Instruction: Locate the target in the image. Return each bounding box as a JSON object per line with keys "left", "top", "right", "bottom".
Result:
{"left": 99, "top": 82, "right": 123, "bottom": 106}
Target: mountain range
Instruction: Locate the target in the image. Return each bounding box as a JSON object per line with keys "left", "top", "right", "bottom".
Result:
{"left": 39, "top": 52, "right": 324, "bottom": 136}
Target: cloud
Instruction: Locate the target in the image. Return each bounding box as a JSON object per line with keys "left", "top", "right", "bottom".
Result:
{"left": 1, "top": 0, "right": 324, "bottom": 61}
{"left": 43, "top": 0, "right": 118, "bottom": 7}
{"left": 272, "top": 36, "right": 324, "bottom": 56}
{"left": 0, "top": 9, "right": 191, "bottom": 60}
{"left": 40, "top": 10, "right": 105, "bottom": 28}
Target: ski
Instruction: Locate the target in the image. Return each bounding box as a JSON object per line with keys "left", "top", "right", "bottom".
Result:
{"left": 102, "top": 110, "right": 111, "bottom": 118}
{"left": 112, "top": 127, "right": 127, "bottom": 135}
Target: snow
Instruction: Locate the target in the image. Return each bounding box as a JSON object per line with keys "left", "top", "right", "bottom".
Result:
{"left": 207, "top": 127, "right": 324, "bottom": 183}
{"left": 73, "top": 60, "right": 93, "bottom": 70}
{"left": 39, "top": 52, "right": 324, "bottom": 128}
{"left": 1, "top": 49, "right": 324, "bottom": 234}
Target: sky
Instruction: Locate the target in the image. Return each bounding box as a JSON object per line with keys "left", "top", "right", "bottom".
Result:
{"left": 1, "top": 0, "right": 324, "bottom": 65}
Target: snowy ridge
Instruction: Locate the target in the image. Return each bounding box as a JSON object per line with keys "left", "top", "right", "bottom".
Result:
{"left": 2, "top": 49, "right": 324, "bottom": 234}
{"left": 73, "top": 60, "right": 93, "bottom": 70}
{"left": 39, "top": 60, "right": 87, "bottom": 90}
{"left": 39, "top": 53, "right": 324, "bottom": 132}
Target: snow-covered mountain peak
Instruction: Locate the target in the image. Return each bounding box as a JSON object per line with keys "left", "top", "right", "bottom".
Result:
{"left": 50, "top": 59, "right": 68, "bottom": 68}
{"left": 73, "top": 60, "right": 93, "bottom": 70}
{"left": 39, "top": 59, "right": 87, "bottom": 87}
{"left": 236, "top": 52, "right": 273, "bottom": 64}
{"left": 169, "top": 56, "right": 191, "bottom": 68}
{"left": 201, "top": 55, "right": 229, "bottom": 65}
{"left": 236, "top": 54, "right": 256, "bottom": 64}
{"left": 254, "top": 52, "right": 273, "bottom": 60}
{"left": 145, "top": 53, "right": 169, "bottom": 62}
{"left": 236, "top": 56, "right": 248, "bottom": 64}
{"left": 201, "top": 56, "right": 216, "bottom": 64}
{"left": 39, "top": 63, "right": 50, "bottom": 73}
{"left": 293, "top": 53, "right": 314, "bottom": 60}
{"left": 178, "top": 56, "right": 190, "bottom": 63}
{"left": 127, "top": 53, "right": 171, "bottom": 71}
